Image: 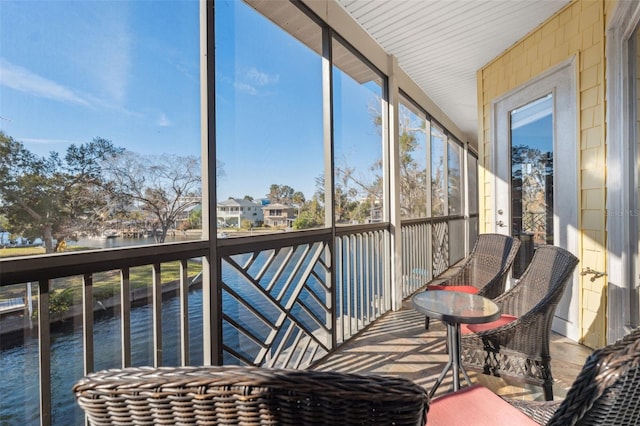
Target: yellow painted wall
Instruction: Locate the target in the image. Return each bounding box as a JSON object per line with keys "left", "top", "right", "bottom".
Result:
{"left": 477, "top": 0, "right": 607, "bottom": 348}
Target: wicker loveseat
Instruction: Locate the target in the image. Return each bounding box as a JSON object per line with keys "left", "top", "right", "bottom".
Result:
{"left": 73, "top": 365, "right": 429, "bottom": 425}
{"left": 424, "top": 234, "right": 520, "bottom": 329}
{"left": 459, "top": 245, "right": 579, "bottom": 401}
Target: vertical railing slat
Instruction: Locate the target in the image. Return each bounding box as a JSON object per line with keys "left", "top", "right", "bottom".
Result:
{"left": 364, "top": 232, "right": 371, "bottom": 322}
{"left": 357, "top": 233, "right": 364, "bottom": 327}
{"left": 152, "top": 263, "right": 162, "bottom": 367}
{"left": 180, "top": 259, "right": 190, "bottom": 366}
{"left": 121, "top": 268, "right": 131, "bottom": 368}
{"left": 38, "top": 279, "right": 51, "bottom": 426}
{"left": 345, "top": 236, "right": 352, "bottom": 339}
{"left": 336, "top": 238, "right": 344, "bottom": 344}
{"left": 83, "top": 273, "right": 94, "bottom": 375}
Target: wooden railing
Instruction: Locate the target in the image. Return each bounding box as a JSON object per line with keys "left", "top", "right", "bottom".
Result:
{"left": 0, "top": 217, "right": 470, "bottom": 425}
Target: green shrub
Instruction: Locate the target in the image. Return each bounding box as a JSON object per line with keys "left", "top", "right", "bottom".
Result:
{"left": 49, "top": 287, "right": 76, "bottom": 318}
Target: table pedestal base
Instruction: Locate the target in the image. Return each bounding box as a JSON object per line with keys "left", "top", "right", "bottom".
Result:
{"left": 429, "top": 322, "right": 472, "bottom": 398}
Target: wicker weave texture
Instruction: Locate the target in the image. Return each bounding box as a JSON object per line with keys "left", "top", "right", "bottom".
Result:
{"left": 432, "top": 233, "right": 520, "bottom": 299}
{"left": 460, "top": 245, "right": 579, "bottom": 400}
{"left": 547, "top": 326, "right": 640, "bottom": 425}
{"left": 73, "top": 366, "right": 429, "bottom": 425}
{"left": 507, "top": 399, "right": 561, "bottom": 425}
{"left": 508, "top": 327, "right": 640, "bottom": 425}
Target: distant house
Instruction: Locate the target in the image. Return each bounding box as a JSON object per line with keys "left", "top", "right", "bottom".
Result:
{"left": 175, "top": 203, "right": 201, "bottom": 228}
{"left": 368, "top": 206, "right": 383, "bottom": 223}
{"left": 253, "top": 198, "right": 271, "bottom": 206}
{"left": 368, "top": 199, "right": 383, "bottom": 223}
{"left": 262, "top": 203, "right": 295, "bottom": 228}
{"left": 217, "top": 198, "right": 264, "bottom": 227}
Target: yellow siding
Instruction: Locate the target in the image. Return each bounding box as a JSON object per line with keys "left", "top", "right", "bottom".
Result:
{"left": 477, "top": 0, "right": 607, "bottom": 348}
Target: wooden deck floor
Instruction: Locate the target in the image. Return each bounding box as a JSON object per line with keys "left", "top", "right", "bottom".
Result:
{"left": 313, "top": 298, "right": 593, "bottom": 402}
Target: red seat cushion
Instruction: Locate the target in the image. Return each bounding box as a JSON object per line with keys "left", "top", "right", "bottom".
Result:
{"left": 460, "top": 314, "right": 518, "bottom": 334}
{"left": 427, "top": 284, "right": 478, "bottom": 294}
{"left": 426, "top": 385, "right": 539, "bottom": 426}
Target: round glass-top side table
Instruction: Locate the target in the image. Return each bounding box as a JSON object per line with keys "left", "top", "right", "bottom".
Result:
{"left": 412, "top": 290, "right": 501, "bottom": 398}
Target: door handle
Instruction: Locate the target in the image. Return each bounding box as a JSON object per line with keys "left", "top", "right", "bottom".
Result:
{"left": 496, "top": 220, "right": 506, "bottom": 227}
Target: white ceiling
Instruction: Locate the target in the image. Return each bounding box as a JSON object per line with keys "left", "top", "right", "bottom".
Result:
{"left": 336, "top": 0, "right": 571, "bottom": 145}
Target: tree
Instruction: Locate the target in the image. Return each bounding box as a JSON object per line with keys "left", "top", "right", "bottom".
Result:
{"left": 431, "top": 157, "right": 446, "bottom": 216}
{"left": 397, "top": 112, "right": 428, "bottom": 218}
{"left": 101, "top": 151, "right": 201, "bottom": 243}
{"left": 369, "top": 105, "right": 436, "bottom": 220}
{"left": 511, "top": 144, "right": 553, "bottom": 244}
{"left": 188, "top": 206, "right": 202, "bottom": 229}
{"left": 292, "top": 191, "right": 305, "bottom": 215}
{"left": 267, "top": 184, "right": 295, "bottom": 204}
{"left": 334, "top": 164, "right": 382, "bottom": 224}
{"left": 0, "top": 132, "right": 123, "bottom": 253}
{"left": 292, "top": 196, "right": 324, "bottom": 230}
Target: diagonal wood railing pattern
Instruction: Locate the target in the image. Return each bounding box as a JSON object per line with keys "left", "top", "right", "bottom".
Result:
{"left": 221, "top": 240, "right": 332, "bottom": 368}
{"left": 431, "top": 219, "right": 450, "bottom": 277}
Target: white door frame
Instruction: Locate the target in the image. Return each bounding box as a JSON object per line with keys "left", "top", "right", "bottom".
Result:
{"left": 491, "top": 57, "right": 580, "bottom": 340}
{"left": 606, "top": 1, "right": 640, "bottom": 344}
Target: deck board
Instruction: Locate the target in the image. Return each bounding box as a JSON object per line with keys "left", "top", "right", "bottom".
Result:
{"left": 313, "top": 298, "right": 593, "bottom": 401}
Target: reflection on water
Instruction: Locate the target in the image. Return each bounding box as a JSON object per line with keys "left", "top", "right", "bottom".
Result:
{"left": 0, "top": 289, "right": 204, "bottom": 426}
{"left": 0, "top": 246, "right": 333, "bottom": 425}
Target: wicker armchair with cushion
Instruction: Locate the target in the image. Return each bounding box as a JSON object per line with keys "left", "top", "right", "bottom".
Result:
{"left": 424, "top": 233, "right": 521, "bottom": 329}
{"left": 459, "top": 245, "right": 579, "bottom": 401}
{"left": 73, "top": 365, "right": 429, "bottom": 425}
{"left": 427, "top": 327, "right": 640, "bottom": 425}
{"left": 508, "top": 326, "right": 640, "bottom": 425}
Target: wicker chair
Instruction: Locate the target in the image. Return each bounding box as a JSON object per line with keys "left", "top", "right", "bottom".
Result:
{"left": 73, "top": 365, "right": 429, "bottom": 425}
{"left": 424, "top": 233, "right": 520, "bottom": 329}
{"left": 459, "top": 245, "right": 579, "bottom": 401}
{"left": 508, "top": 326, "right": 640, "bottom": 425}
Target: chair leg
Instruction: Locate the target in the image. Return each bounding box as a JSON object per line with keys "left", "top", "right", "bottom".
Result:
{"left": 541, "top": 359, "right": 554, "bottom": 401}
{"left": 425, "top": 316, "right": 430, "bottom": 330}
{"left": 543, "top": 382, "right": 554, "bottom": 401}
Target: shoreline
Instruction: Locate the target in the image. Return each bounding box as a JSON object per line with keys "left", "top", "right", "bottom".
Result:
{"left": 0, "top": 276, "right": 201, "bottom": 349}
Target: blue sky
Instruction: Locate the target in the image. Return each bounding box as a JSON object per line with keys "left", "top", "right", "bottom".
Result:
{"left": 1, "top": 0, "right": 383, "bottom": 202}
{"left": 511, "top": 94, "right": 553, "bottom": 153}
{"left": 0, "top": 1, "right": 201, "bottom": 157}
{"left": 214, "top": 0, "right": 325, "bottom": 201}
{"left": 215, "top": 0, "right": 384, "bottom": 201}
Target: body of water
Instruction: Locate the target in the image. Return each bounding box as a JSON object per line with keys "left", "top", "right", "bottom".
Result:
{"left": 0, "top": 248, "right": 336, "bottom": 425}
{"left": 73, "top": 233, "right": 200, "bottom": 250}
{"left": 0, "top": 289, "right": 205, "bottom": 425}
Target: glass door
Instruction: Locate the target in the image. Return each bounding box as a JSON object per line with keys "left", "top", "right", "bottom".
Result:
{"left": 493, "top": 58, "right": 578, "bottom": 339}
{"left": 509, "top": 94, "right": 553, "bottom": 278}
